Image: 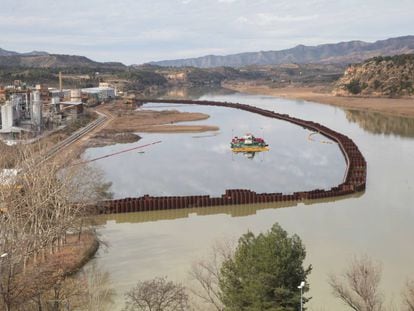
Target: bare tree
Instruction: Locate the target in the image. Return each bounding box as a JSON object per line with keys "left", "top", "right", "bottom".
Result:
{"left": 0, "top": 144, "right": 110, "bottom": 310}
{"left": 403, "top": 280, "right": 414, "bottom": 311}
{"left": 81, "top": 263, "right": 115, "bottom": 311}
{"left": 123, "top": 277, "right": 189, "bottom": 311}
{"left": 189, "top": 239, "right": 234, "bottom": 311}
{"left": 329, "top": 256, "right": 384, "bottom": 311}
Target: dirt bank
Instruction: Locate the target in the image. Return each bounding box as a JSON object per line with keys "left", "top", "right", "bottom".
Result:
{"left": 223, "top": 82, "right": 414, "bottom": 118}
{"left": 101, "top": 108, "right": 218, "bottom": 133}
{"left": 87, "top": 100, "right": 218, "bottom": 147}
{"left": 87, "top": 132, "right": 140, "bottom": 148}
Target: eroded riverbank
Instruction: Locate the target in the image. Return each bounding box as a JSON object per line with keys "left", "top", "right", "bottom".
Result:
{"left": 223, "top": 82, "right": 414, "bottom": 118}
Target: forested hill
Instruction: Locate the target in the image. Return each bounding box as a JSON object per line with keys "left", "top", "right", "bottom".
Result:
{"left": 334, "top": 54, "right": 414, "bottom": 97}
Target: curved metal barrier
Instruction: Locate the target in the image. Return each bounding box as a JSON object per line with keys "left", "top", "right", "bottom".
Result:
{"left": 95, "top": 99, "right": 366, "bottom": 214}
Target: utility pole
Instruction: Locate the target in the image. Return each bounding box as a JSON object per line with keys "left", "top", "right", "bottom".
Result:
{"left": 298, "top": 281, "right": 305, "bottom": 311}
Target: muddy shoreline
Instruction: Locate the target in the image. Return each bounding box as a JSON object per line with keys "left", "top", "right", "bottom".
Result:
{"left": 85, "top": 100, "right": 219, "bottom": 148}
{"left": 223, "top": 82, "right": 414, "bottom": 118}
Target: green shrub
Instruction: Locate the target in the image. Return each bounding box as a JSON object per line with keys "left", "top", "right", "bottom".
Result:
{"left": 346, "top": 79, "right": 362, "bottom": 94}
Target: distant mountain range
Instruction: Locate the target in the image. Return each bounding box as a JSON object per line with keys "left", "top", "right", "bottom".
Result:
{"left": 149, "top": 36, "right": 414, "bottom": 68}
{"left": 0, "top": 48, "right": 49, "bottom": 57}
{"left": 0, "top": 48, "right": 125, "bottom": 69}
{"left": 1, "top": 35, "right": 414, "bottom": 69}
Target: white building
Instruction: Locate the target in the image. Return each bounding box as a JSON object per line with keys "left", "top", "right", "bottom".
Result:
{"left": 81, "top": 86, "right": 116, "bottom": 101}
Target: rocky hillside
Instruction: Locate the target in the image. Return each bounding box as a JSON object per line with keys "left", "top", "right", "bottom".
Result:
{"left": 149, "top": 36, "right": 414, "bottom": 68}
{"left": 334, "top": 54, "right": 414, "bottom": 97}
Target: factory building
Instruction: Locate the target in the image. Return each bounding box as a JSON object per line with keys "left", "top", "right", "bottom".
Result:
{"left": 0, "top": 91, "right": 43, "bottom": 134}
{"left": 81, "top": 84, "right": 116, "bottom": 101}
{"left": 0, "top": 79, "right": 115, "bottom": 140}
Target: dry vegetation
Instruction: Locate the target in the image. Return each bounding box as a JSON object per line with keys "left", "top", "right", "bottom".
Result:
{"left": 124, "top": 277, "right": 189, "bottom": 311}
{"left": 329, "top": 256, "right": 414, "bottom": 311}
{"left": 0, "top": 146, "right": 111, "bottom": 310}
{"left": 335, "top": 55, "right": 414, "bottom": 97}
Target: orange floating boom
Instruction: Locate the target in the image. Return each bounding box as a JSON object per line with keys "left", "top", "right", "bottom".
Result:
{"left": 73, "top": 141, "right": 162, "bottom": 166}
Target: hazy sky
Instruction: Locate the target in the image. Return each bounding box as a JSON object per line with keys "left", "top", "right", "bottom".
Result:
{"left": 0, "top": 0, "right": 413, "bottom": 65}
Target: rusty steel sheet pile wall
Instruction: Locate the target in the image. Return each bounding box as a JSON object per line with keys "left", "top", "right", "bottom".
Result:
{"left": 96, "top": 99, "right": 366, "bottom": 215}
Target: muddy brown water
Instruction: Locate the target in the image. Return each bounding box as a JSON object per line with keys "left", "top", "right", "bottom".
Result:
{"left": 83, "top": 90, "right": 414, "bottom": 310}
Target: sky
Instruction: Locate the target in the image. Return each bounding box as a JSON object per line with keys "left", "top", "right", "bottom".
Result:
{"left": 0, "top": 0, "right": 413, "bottom": 65}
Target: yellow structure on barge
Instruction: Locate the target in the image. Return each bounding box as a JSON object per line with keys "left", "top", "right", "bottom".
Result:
{"left": 230, "top": 133, "right": 269, "bottom": 153}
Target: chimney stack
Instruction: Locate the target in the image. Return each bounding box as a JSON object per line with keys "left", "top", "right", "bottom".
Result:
{"left": 59, "top": 71, "right": 62, "bottom": 91}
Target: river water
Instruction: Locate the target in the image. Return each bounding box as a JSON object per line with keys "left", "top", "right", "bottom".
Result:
{"left": 83, "top": 90, "right": 414, "bottom": 310}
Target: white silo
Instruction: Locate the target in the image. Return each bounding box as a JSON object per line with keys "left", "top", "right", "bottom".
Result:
{"left": 31, "top": 91, "right": 42, "bottom": 130}
{"left": 1, "top": 101, "right": 14, "bottom": 131}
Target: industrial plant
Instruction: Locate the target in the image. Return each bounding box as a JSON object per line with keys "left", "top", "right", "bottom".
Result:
{"left": 0, "top": 74, "right": 116, "bottom": 141}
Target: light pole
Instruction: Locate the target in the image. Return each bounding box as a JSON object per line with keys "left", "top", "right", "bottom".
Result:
{"left": 298, "top": 281, "right": 305, "bottom": 311}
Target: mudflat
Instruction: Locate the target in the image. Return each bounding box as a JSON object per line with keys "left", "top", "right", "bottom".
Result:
{"left": 223, "top": 83, "right": 414, "bottom": 118}
{"left": 85, "top": 100, "right": 218, "bottom": 147}
{"left": 98, "top": 100, "right": 218, "bottom": 133}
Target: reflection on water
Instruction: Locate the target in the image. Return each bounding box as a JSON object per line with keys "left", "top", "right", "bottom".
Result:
{"left": 86, "top": 89, "right": 414, "bottom": 311}
{"left": 96, "top": 192, "right": 364, "bottom": 225}
{"left": 345, "top": 109, "right": 414, "bottom": 137}
{"left": 240, "top": 151, "right": 257, "bottom": 159}
{"left": 151, "top": 86, "right": 236, "bottom": 100}
{"left": 84, "top": 102, "right": 346, "bottom": 198}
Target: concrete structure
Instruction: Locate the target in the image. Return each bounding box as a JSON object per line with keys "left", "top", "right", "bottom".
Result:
{"left": 82, "top": 86, "right": 116, "bottom": 101}
{"left": 60, "top": 101, "right": 84, "bottom": 118}
{"left": 35, "top": 84, "right": 49, "bottom": 100}
{"left": 0, "top": 101, "right": 14, "bottom": 132}
{"left": 51, "top": 97, "right": 60, "bottom": 113}
{"left": 49, "top": 88, "right": 71, "bottom": 100}
{"left": 9, "top": 95, "right": 22, "bottom": 120}
{"left": 70, "top": 89, "right": 81, "bottom": 102}
{"left": 59, "top": 72, "right": 63, "bottom": 91}
{"left": 31, "top": 91, "right": 42, "bottom": 130}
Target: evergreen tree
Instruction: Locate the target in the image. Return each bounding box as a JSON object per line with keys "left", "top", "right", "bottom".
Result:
{"left": 219, "top": 223, "right": 311, "bottom": 311}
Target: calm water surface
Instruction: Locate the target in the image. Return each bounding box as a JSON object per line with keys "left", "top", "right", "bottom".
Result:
{"left": 84, "top": 101, "right": 345, "bottom": 197}
{"left": 84, "top": 90, "right": 414, "bottom": 310}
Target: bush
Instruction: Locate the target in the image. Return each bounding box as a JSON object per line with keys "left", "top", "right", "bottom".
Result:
{"left": 373, "top": 80, "right": 381, "bottom": 90}
{"left": 346, "top": 79, "right": 362, "bottom": 94}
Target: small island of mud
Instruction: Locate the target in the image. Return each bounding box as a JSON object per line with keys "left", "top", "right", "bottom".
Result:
{"left": 87, "top": 100, "right": 219, "bottom": 147}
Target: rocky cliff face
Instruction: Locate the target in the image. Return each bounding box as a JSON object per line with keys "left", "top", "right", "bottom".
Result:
{"left": 334, "top": 54, "right": 414, "bottom": 97}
